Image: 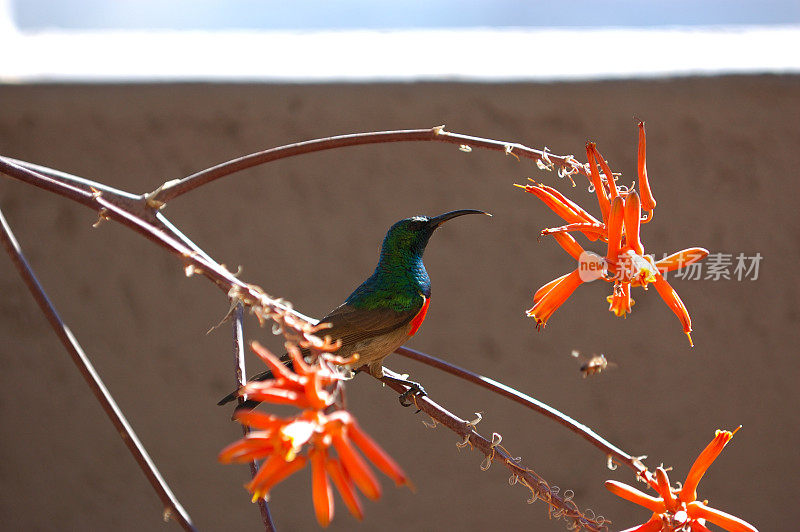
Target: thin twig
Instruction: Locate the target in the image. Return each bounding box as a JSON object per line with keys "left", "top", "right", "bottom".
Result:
{"left": 232, "top": 303, "right": 275, "bottom": 531}
{"left": 2, "top": 157, "right": 217, "bottom": 265}
{"left": 149, "top": 127, "right": 587, "bottom": 204}
{"left": 2, "top": 156, "right": 142, "bottom": 199}
{"left": 0, "top": 206, "right": 197, "bottom": 531}
{"left": 378, "top": 369, "right": 608, "bottom": 531}
{"left": 395, "top": 346, "right": 646, "bottom": 477}
{"left": 0, "top": 156, "right": 313, "bottom": 324}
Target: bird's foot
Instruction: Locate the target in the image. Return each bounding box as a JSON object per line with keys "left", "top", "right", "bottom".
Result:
{"left": 381, "top": 375, "right": 426, "bottom": 408}
{"left": 399, "top": 384, "right": 426, "bottom": 409}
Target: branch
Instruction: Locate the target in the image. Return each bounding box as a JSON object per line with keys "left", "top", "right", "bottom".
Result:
{"left": 148, "top": 127, "right": 588, "bottom": 204}
{"left": 0, "top": 206, "right": 197, "bottom": 531}
{"left": 0, "top": 156, "right": 314, "bottom": 326}
{"left": 2, "top": 156, "right": 142, "bottom": 200}
{"left": 395, "top": 347, "right": 647, "bottom": 478}
{"left": 378, "top": 370, "right": 609, "bottom": 531}
{"left": 232, "top": 303, "right": 276, "bottom": 531}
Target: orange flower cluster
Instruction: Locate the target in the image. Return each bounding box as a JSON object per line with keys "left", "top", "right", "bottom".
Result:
{"left": 219, "top": 342, "right": 411, "bottom": 527}
{"left": 521, "top": 122, "right": 708, "bottom": 345}
{"left": 605, "top": 428, "right": 758, "bottom": 532}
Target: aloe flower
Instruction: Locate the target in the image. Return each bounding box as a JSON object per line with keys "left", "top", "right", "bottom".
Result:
{"left": 605, "top": 428, "right": 758, "bottom": 532}
{"left": 521, "top": 122, "right": 707, "bottom": 344}
{"left": 219, "top": 342, "right": 410, "bottom": 526}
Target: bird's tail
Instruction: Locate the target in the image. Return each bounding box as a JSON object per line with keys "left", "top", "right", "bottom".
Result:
{"left": 216, "top": 368, "right": 275, "bottom": 406}
{"left": 217, "top": 350, "right": 317, "bottom": 408}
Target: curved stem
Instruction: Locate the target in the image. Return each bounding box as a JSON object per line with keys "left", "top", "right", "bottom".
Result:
{"left": 0, "top": 156, "right": 314, "bottom": 325}
{"left": 232, "top": 303, "right": 276, "bottom": 531}
{"left": 151, "top": 127, "right": 588, "bottom": 204}
{"left": 2, "top": 156, "right": 142, "bottom": 199}
{"left": 0, "top": 207, "right": 197, "bottom": 531}
{"left": 379, "top": 369, "right": 608, "bottom": 531}
{"left": 5, "top": 156, "right": 222, "bottom": 268}
{"left": 395, "top": 346, "right": 646, "bottom": 477}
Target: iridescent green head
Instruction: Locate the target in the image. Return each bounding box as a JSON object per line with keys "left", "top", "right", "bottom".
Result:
{"left": 379, "top": 209, "right": 489, "bottom": 259}
{"left": 346, "top": 209, "right": 490, "bottom": 310}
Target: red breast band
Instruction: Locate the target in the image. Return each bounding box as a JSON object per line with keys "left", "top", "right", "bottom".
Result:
{"left": 408, "top": 295, "right": 430, "bottom": 336}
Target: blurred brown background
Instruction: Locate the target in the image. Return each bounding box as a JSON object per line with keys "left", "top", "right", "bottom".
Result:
{"left": 1, "top": 77, "right": 797, "bottom": 531}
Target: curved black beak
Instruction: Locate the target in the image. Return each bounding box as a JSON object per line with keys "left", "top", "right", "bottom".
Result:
{"left": 427, "top": 209, "right": 491, "bottom": 229}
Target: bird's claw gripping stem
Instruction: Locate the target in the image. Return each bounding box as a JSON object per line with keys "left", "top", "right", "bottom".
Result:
{"left": 381, "top": 373, "right": 427, "bottom": 407}
{"left": 398, "top": 381, "right": 426, "bottom": 408}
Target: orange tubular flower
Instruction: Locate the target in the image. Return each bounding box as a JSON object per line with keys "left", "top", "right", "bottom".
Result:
{"left": 592, "top": 143, "right": 620, "bottom": 199}
{"left": 652, "top": 272, "right": 694, "bottom": 346}
{"left": 607, "top": 281, "right": 634, "bottom": 317}
{"left": 624, "top": 191, "right": 644, "bottom": 255}
{"left": 532, "top": 271, "right": 571, "bottom": 305}
{"left": 656, "top": 248, "right": 709, "bottom": 274}
{"left": 219, "top": 343, "right": 410, "bottom": 526}
{"left": 606, "top": 428, "right": 758, "bottom": 532}
{"left": 586, "top": 142, "right": 611, "bottom": 222}
{"left": 552, "top": 231, "right": 586, "bottom": 261}
{"left": 311, "top": 446, "right": 334, "bottom": 527}
{"left": 247, "top": 453, "right": 309, "bottom": 501}
{"left": 516, "top": 180, "right": 603, "bottom": 241}
{"left": 606, "top": 196, "right": 625, "bottom": 265}
{"left": 638, "top": 121, "right": 657, "bottom": 213}
{"left": 238, "top": 342, "right": 340, "bottom": 410}
{"left": 521, "top": 122, "right": 706, "bottom": 343}
{"left": 326, "top": 458, "right": 364, "bottom": 521}
{"left": 526, "top": 269, "right": 584, "bottom": 328}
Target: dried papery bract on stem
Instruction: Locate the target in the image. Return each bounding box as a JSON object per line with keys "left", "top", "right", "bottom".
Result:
{"left": 231, "top": 303, "right": 275, "bottom": 530}
{"left": 395, "top": 346, "right": 647, "bottom": 478}
{"left": 146, "top": 127, "right": 588, "bottom": 205}
{"left": 378, "top": 369, "right": 609, "bottom": 531}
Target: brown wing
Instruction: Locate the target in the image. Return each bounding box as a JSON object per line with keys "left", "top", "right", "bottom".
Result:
{"left": 317, "top": 301, "right": 421, "bottom": 350}
{"left": 218, "top": 300, "right": 422, "bottom": 406}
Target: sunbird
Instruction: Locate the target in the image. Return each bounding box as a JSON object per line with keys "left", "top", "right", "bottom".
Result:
{"left": 219, "top": 209, "right": 489, "bottom": 408}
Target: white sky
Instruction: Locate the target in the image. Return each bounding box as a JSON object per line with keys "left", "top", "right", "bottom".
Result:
{"left": 2, "top": 1, "right": 799, "bottom": 82}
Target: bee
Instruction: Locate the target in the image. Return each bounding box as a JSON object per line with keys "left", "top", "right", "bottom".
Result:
{"left": 571, "top": 350, "right": 616, "bottom": 378}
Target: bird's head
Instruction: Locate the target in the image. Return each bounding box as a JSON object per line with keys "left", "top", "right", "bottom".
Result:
{"left": 380, "top": 209, "right": 490, "bottom": 258}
